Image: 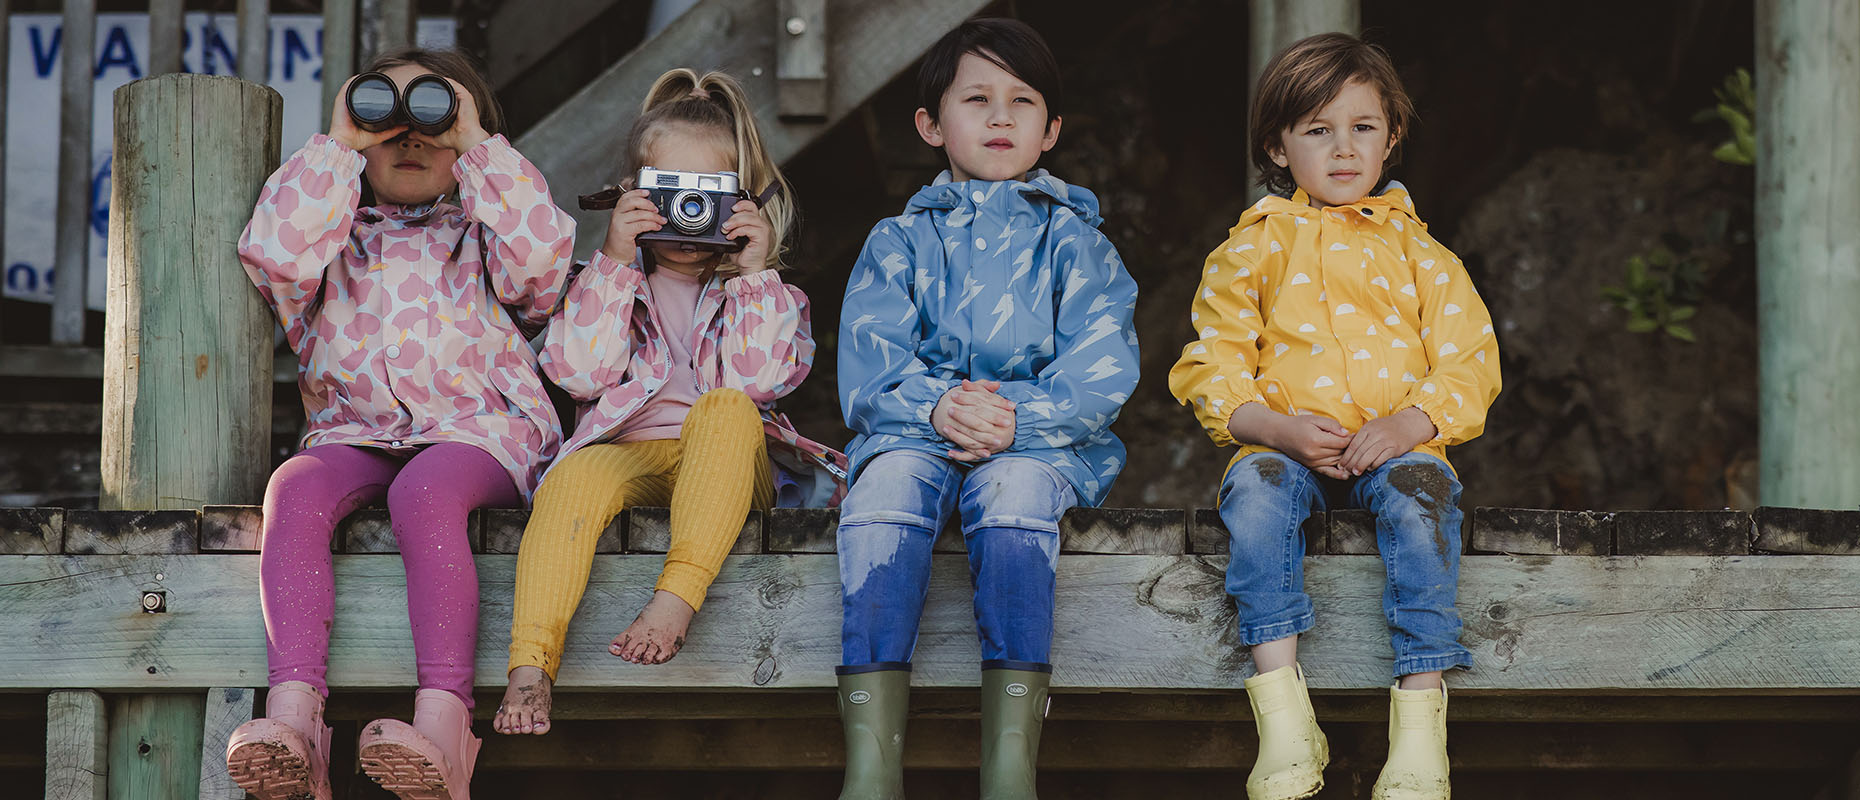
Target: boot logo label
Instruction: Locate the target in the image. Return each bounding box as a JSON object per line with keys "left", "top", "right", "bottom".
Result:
{"left": 1005, "top": 683, "right": 1028, "bottom": 697}
{"left": 848, "top": 690, "right": 871, "bottom": 704}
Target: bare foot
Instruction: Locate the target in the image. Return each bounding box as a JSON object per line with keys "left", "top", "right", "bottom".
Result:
{"left": 493, "top": 666, "right": 553, "bottom": 735}
{"left": 610, "top": 590, "right": 697, "bottom": 665}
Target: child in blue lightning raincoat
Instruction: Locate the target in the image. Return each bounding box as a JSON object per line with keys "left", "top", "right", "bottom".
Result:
{"left": 829, "top": 19, "right": 1140, "bottom": 800}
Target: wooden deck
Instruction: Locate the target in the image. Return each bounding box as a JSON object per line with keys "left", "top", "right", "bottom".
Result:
{"left": 3, "top": 504, "right": 1858, "bottom": 798}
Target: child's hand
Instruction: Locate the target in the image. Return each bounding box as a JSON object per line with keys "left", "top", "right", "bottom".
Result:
{"left": 328, "top": 75, "right": 407, "bottom": 153}
{"left": 598, "top": 189, "right": 665, "bottom": 265}
{"left": 722, "top": 199, "right": 772, "bottom": 275}
{"left": 932, "top": 380, "right": 1016, "bottom": 461}
{"left": 1268, "top": 412, "right": 1354, "bottom": 480}
{"left": 409, "top": 77, "right": 490, "bottom": 154}
{"left": 1337, "top": 407, "right": 1436, "bottom": 477}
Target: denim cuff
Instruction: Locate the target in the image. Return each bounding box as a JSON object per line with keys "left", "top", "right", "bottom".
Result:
{"left": 1236, "top": 611, "right": 1316, "bottom": 647}
{"left": 1393, "top": 650, "right": 1473, "bottom": 679}
{"left": 837, "top": 661, "right": 912, "bottom": 675}
{"left": 981, "top": 659, "right": 1053, "bottom": 673}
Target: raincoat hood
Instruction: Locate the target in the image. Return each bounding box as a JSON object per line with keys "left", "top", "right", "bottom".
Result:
{"left": 906, "top": 168, "right": 1105, "bottom": 228}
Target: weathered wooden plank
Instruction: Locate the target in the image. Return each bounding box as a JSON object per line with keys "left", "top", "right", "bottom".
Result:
{"left": 360, "top": 0, "right": 416, "bottom": 62}
{"left": 1755, "top": 507, "right": 1860, "bottom": 554}
{"left": 1471, "top": 507, "right": 1613, "bottom": 555}
{"left": 339, "top": 509, "right": 397, "bottom": 554}
{"left": 104, "top": 75, "right": 281, "bottom": 511}
{"left": 235, "top": 0, "right": 270, "bottom": 84}
{"left": 198, "top": 506, "right": 261, "bottom": 554}
{"left": 107, "top": 694, "right": 204, "bottom": 800}
{"left": 0, "top": 507, "right": 62, "bottom": 554}
{"left": 52, "top": 0, "right": 95, "bottom": 345}
{"left": 475, "top": 717, "right": 1856, "bottom": 771}
{"left": 1060, "top": 508, "right": 1185, "bottom": 555}
{"left": 1327, "top": 509, "right": 1376, "bottom": 554}
{"left": 518, "top": 0, "right": 995, "bottom": 259}
{"left": 626, "top": 507, "right": 761, "bottom": 554}
{"left": 63, "top": 510, "right": 196, "bottom": 555}
{"left": 0, "top": 345, "right": 296, "bottom": 381}
{"left": 764, "top": 507, "right": 838, "bottom": 553}
{"left": 1615, "top": 510, "right": 1754, "bottom": 555}
{"left": 775, "top": 0, "right": 828, "bottom": 119}
{"left": 148, "top": 0, "right": 185, "bottom": 75}
{"left": 44, "top": 690, "right": 106, "bottom": 800}
{"left": 196, "top": 688, "right": 251, "bottom": 800}
{"left": 321, "top": 0, "right": 357, "bottom": 130}
{"left": 4, "top": 554, "right": 1860, "bottom": 692}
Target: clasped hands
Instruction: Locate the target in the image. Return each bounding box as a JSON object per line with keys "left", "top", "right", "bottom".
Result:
{"left": 1230, "top": 403, "right": 1437, "bottom": 480}
{"left": 931, "top": 380, "right": 1016, "bottom": 462}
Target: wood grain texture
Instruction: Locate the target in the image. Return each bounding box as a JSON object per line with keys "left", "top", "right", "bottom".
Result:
{"left": 44, "top": 690, "right": 106, "bottom": 800}
{"left": 196, "top": 688, "right": 252, "bottom": 800}
{"left": 4, "top": 554, "right": 1859, "bottom": 692}
{"left": 107, "top": 693, "right": 204, "bottom": 800}
{"left": 103, "top": 74, "right": 280, "bottom": 510}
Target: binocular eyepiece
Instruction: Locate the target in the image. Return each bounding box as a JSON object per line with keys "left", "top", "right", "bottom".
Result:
{"left": 345, "top": 72, "right": 458, "bottom": 136}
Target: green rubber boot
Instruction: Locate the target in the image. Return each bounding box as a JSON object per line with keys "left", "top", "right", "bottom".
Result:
{"left": 980, "top": 667, "right": 1051, "bottom": 799}
{"left": 837, "top": 668, "right": 910, "bottom": 800}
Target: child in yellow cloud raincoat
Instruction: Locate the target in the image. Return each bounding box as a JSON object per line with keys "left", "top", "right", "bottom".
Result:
{"left": 1169, "top": 33, "right": 1500, "bottom": 800}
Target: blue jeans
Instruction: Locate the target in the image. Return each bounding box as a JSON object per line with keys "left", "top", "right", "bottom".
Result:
{"left": 837, "top": 450, "right": 1075, "bottom": 673}
{"left": 1218, "top": 450, "right": 1473, "bottom": 677}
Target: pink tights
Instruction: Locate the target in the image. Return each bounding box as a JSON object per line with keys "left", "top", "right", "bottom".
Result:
{"left": 260, "top": 442, "right": 518, "bottom": 707}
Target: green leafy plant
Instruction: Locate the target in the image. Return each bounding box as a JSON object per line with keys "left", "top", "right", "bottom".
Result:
{"left": 1694, "top": 67, "right": 1754, "bottom": 166}
{"left": 1600, "top": 244, "right": 1701, "bottom": 342}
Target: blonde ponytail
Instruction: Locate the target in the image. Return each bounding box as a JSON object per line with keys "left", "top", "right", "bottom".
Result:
{"left": 623, "top": 68, "right": 795, "bottom": 273}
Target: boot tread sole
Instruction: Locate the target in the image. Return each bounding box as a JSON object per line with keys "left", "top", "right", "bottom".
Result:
{"left": 226, "top": 740, "right": 317, "bottom": 800}
{"left": 359, "top": 740, "right": 454, "bottom": 800}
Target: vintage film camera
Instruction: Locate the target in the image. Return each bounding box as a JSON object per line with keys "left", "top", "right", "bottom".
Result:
{"left": 578, "top": 168, "right": 782, "bottom": 254}
{"left": 345, "top": 72, "right": 459, "bottom": 136}
{"left": 635, "top": 167, "right": 750, "bottom": 252}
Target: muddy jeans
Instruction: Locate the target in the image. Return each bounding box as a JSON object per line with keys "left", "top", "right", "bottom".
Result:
{"left": 1218, "top": 450, "right": 1473, "bottom": 678}
{"left": 836, "top": 450, "right": 1076, "bottom": 673}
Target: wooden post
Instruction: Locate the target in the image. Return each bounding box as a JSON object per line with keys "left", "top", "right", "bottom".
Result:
{"left": 107, "top": 694, "right": 206, "bottom": 800}
{"left": 361, "top": 0, "right": 417, "bottom": 63}
{"left": 1755, "top": 1, "right": 1860, "bottom": 509}
{"left": 102, "top": 74, "right": 282, "bottom": 510}
{"left": 197, "top": 688, "right": 254, "bottom": 800}
{"left": 322, "top": 0, "right": 358, "bottom": 130}
{"left": 148, "top": 0, "right": 184, "bottom": 76}
{"left": 1244, "top": 0, "right": 1360, "bottom": 203}
{"left": 45, "top": 690, "right": 107, "bottom": 800}
{"left": 236, "top": 0, "right": 270, "bottom": 84}
{"left": 776, "top": 0, "right": 828, "bottom": 119}
{"left": 52, "top": 0, "right": 96, "bottom": 345}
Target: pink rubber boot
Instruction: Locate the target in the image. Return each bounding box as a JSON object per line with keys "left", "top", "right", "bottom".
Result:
{"left": 225, "top": 681, "right": 333, "bottom": 800}
{"left": 358, "top": 689, "right": 482, "bottom": 800}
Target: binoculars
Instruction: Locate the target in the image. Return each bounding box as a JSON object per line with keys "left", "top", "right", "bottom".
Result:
{"left": 345, "top": 72, "right": 458, "bottom": 136}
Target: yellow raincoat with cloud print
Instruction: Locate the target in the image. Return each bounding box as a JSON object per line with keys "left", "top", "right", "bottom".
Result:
{"left": 1168, "top": 183, "right": 1501, "bottom": 474}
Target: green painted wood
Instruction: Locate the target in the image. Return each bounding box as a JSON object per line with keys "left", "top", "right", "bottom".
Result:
{"left": 1755, "top": 1, "right": 1860, "bottom": 508}
{"left": 44, "top": 690, "right": 106, "bottom": 800}
{"left": 4, "top": 554, "right": 1860, "bottom": 692}
{"left": 102, "top": 74, "right": 282, "bottom": 511}
{"left": 518, "top": 0, "right": 995, "bottom": 259}
{"left": 106, "top": 694, "right": 204, "bottom": 800}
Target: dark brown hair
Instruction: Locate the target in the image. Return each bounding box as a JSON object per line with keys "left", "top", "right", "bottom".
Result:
{"left": 365, "top": 47, "right": 504, "bottom": 136}
{"left": 1250, "top": 33, "right": 1415, "bottom": 197}
{"left": 619, "top": 68, "right": 795, "bottom": 272}
{"left": 917, "top": 18, "right": 1062, "bottom": 123}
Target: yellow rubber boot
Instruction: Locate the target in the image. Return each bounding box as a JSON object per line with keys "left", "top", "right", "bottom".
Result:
{"left": 1243, "top": 664, "right": 1328, "bottom": 800}
{"left": 1371, "top": 685, "right": 1450, "bottom": 799}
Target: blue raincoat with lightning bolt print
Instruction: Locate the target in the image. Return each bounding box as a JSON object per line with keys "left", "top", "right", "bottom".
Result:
{"left": 837, "top": 169, "right": 1140, "bottom": 507}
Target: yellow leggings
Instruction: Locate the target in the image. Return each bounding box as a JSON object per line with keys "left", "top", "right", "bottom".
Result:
{"left": 508, "top": 388, "right": 773, "bottom": 679}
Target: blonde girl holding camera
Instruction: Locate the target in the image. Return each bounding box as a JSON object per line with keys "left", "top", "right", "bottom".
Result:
{"left": 494, "top": 68, "right": 846, "bottom": 737}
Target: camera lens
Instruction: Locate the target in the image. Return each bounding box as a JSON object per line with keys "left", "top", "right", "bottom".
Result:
{"left": 346, "top": 73, "right": 399, "bottom": 131}
{"left": 668, "top": 189, "right": 713, "bottom": 235}
{"left": 404, "top": 75, "right": 458, "bottom": 135}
